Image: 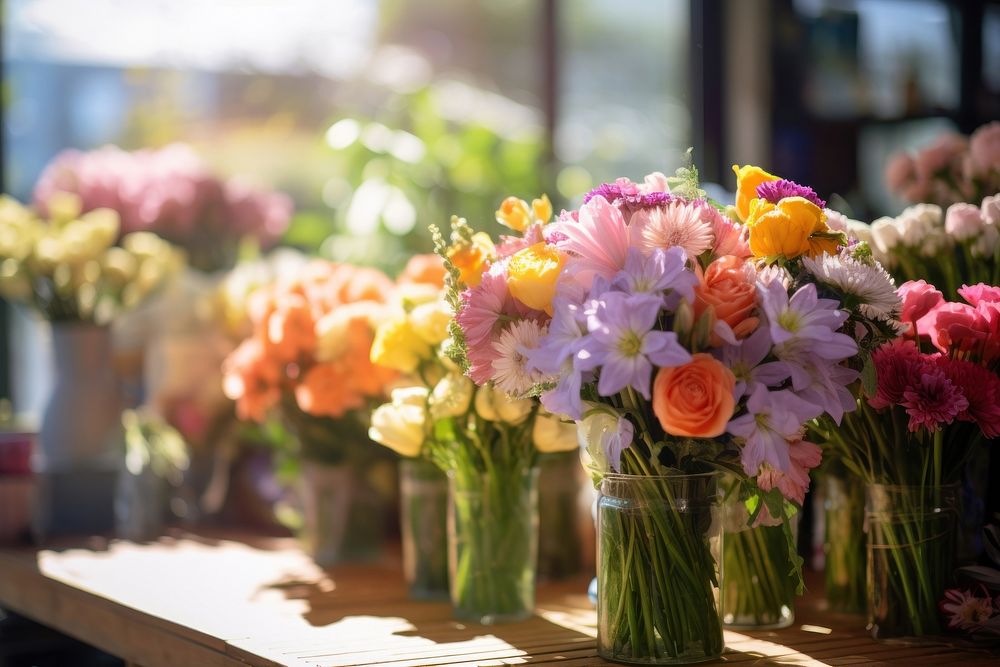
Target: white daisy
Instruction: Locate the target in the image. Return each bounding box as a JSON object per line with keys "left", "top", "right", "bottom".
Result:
{"left": 491, "top": 319, "right": 549, "bottom": 396}
{"left": 801, "top": 251, "right": 901, "bottom": 322}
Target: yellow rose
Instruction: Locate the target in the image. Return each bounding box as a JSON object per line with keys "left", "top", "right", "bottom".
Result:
{"left": 532, "top": 410, "right": 578, "bottom": 453}
{"left": 474, "top": 383, "right": 533, "bottom": 424}
{"left": 732, "top": 164, "right": 779, "bottom": 222}
{"left": 429, "top": 373, "right": 474, "bottom": 420}
{"left": 370, "top": 316, "right": 433, "bottom": 373}
{"left": 368, "top": 387, "right": 429, "bottom": 457}
{"left": 447, "top": 231, "right": 494, "bottom": 288}
{"left": 496, "top": 196, "right": 532, "bottom": 232}
{"left": 531, "top": 194, "right": 553, "bottom": 224}
{"left": 409, "top": 299, "right": 453, "bottom": 346}
{"left": 746, "top": 196, "right": 831, "bottom": 260}
{"left": 507, "top": 242, "right": 565, "bottom": 314}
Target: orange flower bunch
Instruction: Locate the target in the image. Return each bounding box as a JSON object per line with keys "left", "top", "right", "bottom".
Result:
{"left": 222, "top": 260, "right": 398, "bottom": 423}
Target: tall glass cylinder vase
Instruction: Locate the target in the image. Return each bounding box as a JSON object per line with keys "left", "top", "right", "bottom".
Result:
{"left": 400, "top": 457, "right": 449, "bottom": 600}
{"left": 721, "top": 500, "right": 798, "bottom": 629}
{"left": 597, "top": 472, "right": 723, "bottom": 665}
{"left": 866, "top": 483, "right": 959, "bottom": 638}
{"left": 447, "top": 466, "right": 539, "bottom": 624}
{"left": 823, "top": 473, "right": 866, "bottom": 614}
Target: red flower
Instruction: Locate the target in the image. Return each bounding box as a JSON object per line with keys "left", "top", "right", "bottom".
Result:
{"left": 900, "top": 365, "right": 968, "bottom": 433}
{"left": 868, "top": 339, "right": 923, "bottom": 410}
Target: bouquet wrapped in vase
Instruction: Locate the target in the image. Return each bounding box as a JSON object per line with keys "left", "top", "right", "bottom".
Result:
{"left": 221, "top": 260, "right": 398, "bottom": 564}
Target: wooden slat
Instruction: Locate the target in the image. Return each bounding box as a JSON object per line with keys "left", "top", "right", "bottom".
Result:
{"left": 1, "top": 532, "right": 998, "bottom": 666}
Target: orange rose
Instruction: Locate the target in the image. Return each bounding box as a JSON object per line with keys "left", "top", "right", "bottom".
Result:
{"left": 652, "top": 354, "right": 736, "bottom": 438}
{"left": 265, "top": 294, "right": 316, "bottom": 363}
{"left": 398, "top": 254, "right": 447, "bottom": 288}
{"left": 694, "top": 255, "right": 759, "bottom": 345}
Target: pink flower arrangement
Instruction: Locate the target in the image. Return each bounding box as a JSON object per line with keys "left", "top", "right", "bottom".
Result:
{"left": 33, "top": 144, "right": 293, "bottom": 271}
{"left": 885, "top": 121, "right": 1000, "bottom": 207}
{"left": 826, "top": 280, "right": 1000, "bottom": 488}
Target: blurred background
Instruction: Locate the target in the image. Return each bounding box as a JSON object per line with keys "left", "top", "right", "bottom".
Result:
{"left": 2, "top": 0, "right": 999, "bottom": 415}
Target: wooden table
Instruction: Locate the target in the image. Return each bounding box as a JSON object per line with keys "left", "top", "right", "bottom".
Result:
{"left": 0, "top": 533, "right": 996, "bottom": 666}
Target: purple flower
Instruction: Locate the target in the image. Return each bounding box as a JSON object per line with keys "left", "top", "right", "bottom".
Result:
{"left": 611, "top": 247, "right": 697, "bottom": 307}
{"left": 581, "top": 292, "right": 691, "bottom": 399}
{"left": 759, "top": 281, "right": 858, "bottom": 360}
{"left": 756, "top": 179, "right": 826, "bottom": 209}
{"left": 582, "top": 182, "right": 677, "bottom": 218}
{"left": 727, "top": 385, "right": 823, "bottom": 475}
{"left": 714, "top": 327, "right": 790, "bottom": 398}
{"left": 786, "top": 359, "right": 859, "bottom": 425}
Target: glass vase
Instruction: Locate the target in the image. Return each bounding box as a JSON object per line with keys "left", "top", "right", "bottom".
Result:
{"left": 866, "top": 483, "right": 959, "bottom": 638}
{"left": 400, "top": 457, "right": 449, "bottom": 600}
{"left": 721, "top": 498, "right": 798, "bottom": 629}
{"left": 822, "top": 473, "right": 866, "bottom": 614}
{"left": 537, "top": 451, "right": 584, "bottom": 580}
{"left": 300, "top": 460, "right": 385, "bottom": 566}
{"left": 597, "top": 472, "right": 723, "bottom": 665}
{"left": 447, "top": 465, "right": 539, "bottom": 624}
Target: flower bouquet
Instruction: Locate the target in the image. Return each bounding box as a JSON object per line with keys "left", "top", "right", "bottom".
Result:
{"left": 502, "top": 161, "right": 896, "bottom": 662}
{"left": 221, "top": 260, "right": 398, "bottom": 564}
{"left": 817, "top": 280, "right": 1000, "bottom": 637}
{"left": 0, "top": 193, "right": 182, "bottom": 535}
{"left": 34, "top": 143, "right": 292, "bottom": 272}
{"left": 941, "top": 523, "right": 1000, "bottom": 638}
{"left": 393, "top": 195, "right": 576, "bottom": 623}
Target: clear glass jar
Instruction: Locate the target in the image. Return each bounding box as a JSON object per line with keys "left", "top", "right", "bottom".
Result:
{"left": 822, "top": 472, "right": 866, "bottom": 614}
{"left": 447, "top": 466, "right": 539, "bottom": 624}
{"left": 721, "top": 498, "right": 799, "bottom": 629}
{"left": 597, "top": 472, "right": 724, "bottom": 665}
{"left": 399, "top": 457, "right": 449, "bottom": 600}
{"left": 300, "top": 461, "right": 384, "bottom": 566}
{"left": 866, "top": 483, "right": 959, "bottom": 638}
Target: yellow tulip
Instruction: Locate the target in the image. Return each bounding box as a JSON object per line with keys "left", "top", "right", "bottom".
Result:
{"left": 446, "top": 231, "right": 494, "bottom": 288}
{"left": 746, "top": 197, "right": 831, "bottom": 260}
{"left": 531, "top": 194, "right": 553, "bottom": 224}
{"left": 507, "top": 242, "right": 566, "bottom": 314}
{"left": 495, "top": 196, "right": 532, "bottom": 232}
{"left": 732, "top": 164, "right": 779, "bottom": 222}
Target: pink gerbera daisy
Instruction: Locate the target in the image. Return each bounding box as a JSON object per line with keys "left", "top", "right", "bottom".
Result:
{"left": 628, "top": 201, "right": 714, "bottom": 260}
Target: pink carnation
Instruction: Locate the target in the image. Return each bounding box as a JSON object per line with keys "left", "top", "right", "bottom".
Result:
{"left": 935, "top": 357, "right": 1000, "bottom": 438}
{"left": 900, "top": 365, "right": 968, "bottom": 433}
{"left": 969, "top": 121, "right": 1000, "bottom": 177}
{"left": 868, "top": 339, "right": 923, "bottom": 410}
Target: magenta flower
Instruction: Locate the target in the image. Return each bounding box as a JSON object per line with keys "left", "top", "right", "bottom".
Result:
{"left": 755, "top": 179, "right": 826, "bottom": 208}
{"left": 868, "top": 339, "right": 924, "bottom": 410}
{"left": 581, "top": 292, "right": 691, "bottom": 399}
{"left": 934, "top": 356, "right": 1000, "bottom": 438}
{"left": 900, "top": 366, "right": 968, "bottom": 432}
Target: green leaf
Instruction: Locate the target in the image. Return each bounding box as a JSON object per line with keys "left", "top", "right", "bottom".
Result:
{"left": 861, "top": 352, "right": 877, "bottom": 397}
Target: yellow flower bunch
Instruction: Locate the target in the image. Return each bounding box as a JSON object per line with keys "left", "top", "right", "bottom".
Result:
{"left": 495, "top": 194, "right": 553, "bottom": 232}
{"left": 0, "top": 193, "right": 182, "bottom": 322}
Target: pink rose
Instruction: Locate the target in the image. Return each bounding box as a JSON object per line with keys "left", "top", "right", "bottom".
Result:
{"left": 885, "top": 152, "right": 915, "bottom": 192}
{"left": 969, "top": 121, "right": 1000, "bottom": 176}
{"left": 898, "top": 280, "right": 944, "bottom": 332}
{"left": 958, "top": 283, "right": 1000, "bottom": 307}
{"left": 918, "top": 302, "right": 988, "bottom": 354}
{"left": 945, "top": 203, "right": 984, "bottom": 241}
